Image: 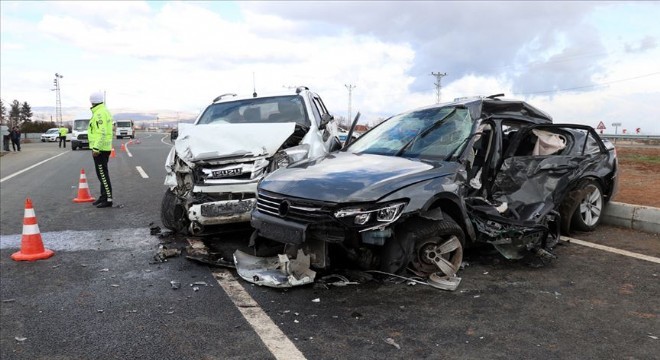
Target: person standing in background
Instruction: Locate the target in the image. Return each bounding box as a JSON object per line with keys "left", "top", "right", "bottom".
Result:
{"left": 88, "top": 91, "right": 114, "bottom": 208}
{"left": 10, "top": 126, "right": 21, "bottom": 151}
{"left": 58, "top": 125, "right": 68, "bottom": 148}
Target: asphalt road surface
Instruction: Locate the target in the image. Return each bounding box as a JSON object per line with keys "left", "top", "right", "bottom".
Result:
{"left": 1, "top": 133, "right": 658, "bottom": 359}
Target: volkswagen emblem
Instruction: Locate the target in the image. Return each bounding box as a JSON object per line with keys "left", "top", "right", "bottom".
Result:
{"left": 278, "top": 200, "right": 291, "bottom": 217}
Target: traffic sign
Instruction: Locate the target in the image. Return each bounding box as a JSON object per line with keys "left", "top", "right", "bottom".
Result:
{"left": 596, "top": 121, "right": 606, "bottom": 130}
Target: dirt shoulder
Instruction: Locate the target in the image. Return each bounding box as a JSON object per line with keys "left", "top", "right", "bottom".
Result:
{"left": 611, "top": 145, "right": 660, "bottom": 208}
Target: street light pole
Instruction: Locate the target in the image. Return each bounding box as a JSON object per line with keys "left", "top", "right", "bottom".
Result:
{"left": 345, "top": 84, "right": 356, "bottom": 127}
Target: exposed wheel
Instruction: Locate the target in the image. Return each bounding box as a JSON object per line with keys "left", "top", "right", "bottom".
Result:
{"left": 571, "top": 181, "right": 603, "bottom": 232}
{"left": 160, "top": 188, "right": 188, "bottom": 233}
{"left": 380, "top": 214, "right": 465, "bottom": 276}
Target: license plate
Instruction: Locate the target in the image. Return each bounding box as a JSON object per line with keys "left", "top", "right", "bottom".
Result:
{"left": 200, "top": 199, "right": 255, "bottom": 217}
{"left": 260, "top": 221, "right": 305, "bottom": 244}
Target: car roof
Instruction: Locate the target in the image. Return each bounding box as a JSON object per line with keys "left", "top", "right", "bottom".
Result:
{"left": 209, "top": 86, "right": 314, "bottom": 105}
{"left": 406, "top": 95, "right": 553, "bottom": 124}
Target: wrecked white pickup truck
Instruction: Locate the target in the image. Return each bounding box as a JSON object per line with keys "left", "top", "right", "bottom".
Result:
{"left": 161, "top": 87, "right": 341, "bottom": 235}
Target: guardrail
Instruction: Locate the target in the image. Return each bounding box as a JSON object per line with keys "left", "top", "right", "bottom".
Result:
{"left": 600, "top": 134, "right": 660, "bottom": 145}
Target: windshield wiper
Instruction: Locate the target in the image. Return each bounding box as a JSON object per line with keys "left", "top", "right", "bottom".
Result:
{"left": 395, "top": 108, "right": 458, "bottom": 157}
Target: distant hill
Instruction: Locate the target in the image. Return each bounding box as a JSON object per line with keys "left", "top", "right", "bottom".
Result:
{"left": 30, "top": 106, "right": 198, "bottom": 126}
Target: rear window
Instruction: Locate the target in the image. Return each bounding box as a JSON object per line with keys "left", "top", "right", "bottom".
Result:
{"left": 116, "top": 121, "right": 132, "bottom": 127}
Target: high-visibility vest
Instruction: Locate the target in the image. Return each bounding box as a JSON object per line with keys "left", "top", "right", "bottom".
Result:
{"left": 59, "top": 127, "right": 68, "bottom": 136}
{"left": 88, "top": 103, "right": 114, "bottom": 151}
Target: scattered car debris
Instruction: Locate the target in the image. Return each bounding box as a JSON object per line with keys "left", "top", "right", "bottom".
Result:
{"left": 427, "top": 273, "right": 462, "bottom": 291}
{"left": 170, "top": 280, "right": 181, "bottom": 290}
{"left": 312, "top": 298, "right": 320, "bottom": 303}
{"left": 153, "top": 245, "right": 181, "bottom": 262}
{"left": 318, "top": 274, "right": 359, "bottom": 287}
{"left": 233, "top": 249, "right": 316, "bottom": 288}
{"left": 2, "top": 299, "right": 16, "bottom": 303}
{"left": 384, "top": 337, "right": 401, "bottom": 350}
{"left": 191, "top": 281, "right": 208, "bottom": 287}
{"left": 192, "top": 286, "right": 200, "bottom": 292}
{"left": 99, "top": 268, "right": 109, "bottom": 272}
{"left": 15, "top": 337, "right": 27, "bottom": 342}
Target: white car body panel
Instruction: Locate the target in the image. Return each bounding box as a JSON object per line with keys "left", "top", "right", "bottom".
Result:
{"left": 174, "top": 122, "right": 295, "bottom": 164}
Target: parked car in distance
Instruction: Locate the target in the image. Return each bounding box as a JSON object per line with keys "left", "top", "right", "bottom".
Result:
{"left": 161, "top": 86, "right": 341, "bottom": 235}
{"left": 251, "top": 94, "right": 618, "bottom": 285}
{"left": 40, "top": 128, "right": 60, "bottom": 142}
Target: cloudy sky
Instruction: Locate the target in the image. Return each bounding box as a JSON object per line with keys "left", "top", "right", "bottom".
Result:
{"left": 1, "top": 1, "right": 659, "bottom": 133}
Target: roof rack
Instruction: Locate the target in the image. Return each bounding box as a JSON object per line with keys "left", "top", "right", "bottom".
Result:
{"left": 212, "top": 93, "right": 237, "bottom": 103}
{"left": 295, "top": 86, "right": 309, "bottom": 94}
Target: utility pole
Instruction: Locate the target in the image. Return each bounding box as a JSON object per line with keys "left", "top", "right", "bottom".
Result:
{"left": 431, "top": 72, "right": 447, "bottom": 104}
{"left": 52, "top": 73, "right": 63, "bottom": 125}
{"left": 345, "top": 84, "right": 356, "bottom": 126}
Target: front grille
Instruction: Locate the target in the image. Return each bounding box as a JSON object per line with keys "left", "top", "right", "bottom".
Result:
{"left": 198, "top": 160, "right": 262, "bottom": 183}
{"left": 78, "top": 134, "right": 88, "bottom": 140}
{"left": 257, "top": 190, "right": 334, "bottom": 223}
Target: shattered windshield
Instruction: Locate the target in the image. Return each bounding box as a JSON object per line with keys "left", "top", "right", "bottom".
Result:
{"left": 347, "top": 106, "right": 473, "bottom": 159}
{"left": 197, "top": 96, "right": 310, "bottom": 127}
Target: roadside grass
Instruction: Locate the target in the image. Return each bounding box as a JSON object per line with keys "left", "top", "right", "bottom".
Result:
{"left": 619, "top": 154, "right": 660, "bottom": 164}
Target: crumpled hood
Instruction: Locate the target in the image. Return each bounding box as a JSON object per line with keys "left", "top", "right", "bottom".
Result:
{"left": 175, "top": 122, "right": 296, "bottom": 162}
{"left": 259, "top": 152, "right": 445, "bottom": 202}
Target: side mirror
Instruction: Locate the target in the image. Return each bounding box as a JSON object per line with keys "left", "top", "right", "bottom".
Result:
{"left": 319, "top": 113, "right": 334, "bottom": 130}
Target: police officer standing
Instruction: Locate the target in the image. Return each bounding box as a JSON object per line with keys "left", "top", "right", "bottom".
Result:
{"left": 88, "top": 91, "right": 114, "bottom": 208}
{"left": 58, "top": 125, "right": 68, "bottom": 148}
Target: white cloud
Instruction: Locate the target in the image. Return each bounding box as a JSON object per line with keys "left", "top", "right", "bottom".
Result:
{"left": 1, "top": 1, "right": 659, "bottom": 134}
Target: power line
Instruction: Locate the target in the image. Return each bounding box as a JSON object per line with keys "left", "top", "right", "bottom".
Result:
{"left": 514, "top": 71, "right": 660, "bottom": 96}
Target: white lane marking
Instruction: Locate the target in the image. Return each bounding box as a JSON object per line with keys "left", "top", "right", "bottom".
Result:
{"left": 161, "top": 134, "right": 174, "bottom": 146}
{"left": 212, "top": 269, "right": 307, "bottom": 360}
{"left": 1, "top": 151, "right": 69, "bottom": 183}
{"left": 561, "top": 236, "right": 660, "bottom": 264}
{"left": 135, "top": 166, "right": 149, "bottom": 179}
{"left": 126, "top": 145, "right": 133, "bottom": 158}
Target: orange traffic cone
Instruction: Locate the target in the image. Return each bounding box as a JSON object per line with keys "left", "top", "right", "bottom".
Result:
{"left": 73, "top": 168, "right": 95, "bottom": 203}
{"left": 110, "top": 148, "right": 116, "bottom": 158}
{"left": 11, "top": 198, "right": 55, "bottom": 261}
{"left": 120, "top": 142, "right": 126, "bottom": 152}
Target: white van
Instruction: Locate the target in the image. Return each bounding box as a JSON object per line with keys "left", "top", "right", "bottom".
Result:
{"left": 116, "top": 120, "right": 135, "bottom": 139}
{"left": 71, "top": 119, "right": 90, "bottom": 150}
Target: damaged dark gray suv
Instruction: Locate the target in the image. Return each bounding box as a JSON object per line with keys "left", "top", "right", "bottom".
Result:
{"left": 250, "top": 95, "right": 618, "bottom": 287}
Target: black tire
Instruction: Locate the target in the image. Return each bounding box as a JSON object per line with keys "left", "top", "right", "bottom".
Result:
{"left": 160, "top": 188, "right": 188, "bottom": 233}
{"left": 72, "top": 145, "right": 77, "bottom": 150}
{"left": 380, "top": 214, "right": 465, "bottom": 276}
{"left": 570, "top": 181, "right": 604, "bottom": 232}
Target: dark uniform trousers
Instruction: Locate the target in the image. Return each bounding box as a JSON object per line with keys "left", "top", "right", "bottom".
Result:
{"left": 93, "top": 151, "right": 113, "bottom": 201}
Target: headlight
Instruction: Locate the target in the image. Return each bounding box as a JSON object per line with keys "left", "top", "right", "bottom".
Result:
{"left": 334, "top": 201, "right": 407, "bottom": 230}
{"left": 272, "top": 144, "right": 310, "bottom": 170}
{"left": 252, "top": 158, "right": 270, "bottom": 179}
